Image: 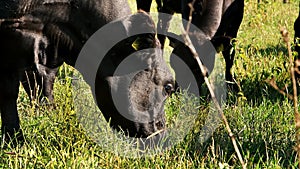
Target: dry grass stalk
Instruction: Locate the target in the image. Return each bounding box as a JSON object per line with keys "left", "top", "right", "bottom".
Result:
{"left": 280, "top": 27, "right": 300, "bottom": 168}
{"left": 181, "top": 1, "right": 246, "bottom": 168}
{"left": 265, "top": 78, "right": 294, "bottom": 100}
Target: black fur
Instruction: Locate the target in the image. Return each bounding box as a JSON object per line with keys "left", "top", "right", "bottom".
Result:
{"left": 0, "top": 1, "right": 173, "bottom": 143}
{"left": 136, "top": 0, "right": 244, "bottom": 90}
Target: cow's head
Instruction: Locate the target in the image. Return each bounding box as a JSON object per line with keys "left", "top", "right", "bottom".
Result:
{"left": 95, "top": 12, "right": 174, "bottom": 138}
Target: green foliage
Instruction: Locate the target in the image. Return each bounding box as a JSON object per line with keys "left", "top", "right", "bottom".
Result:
{"left": 1, "top": 0, "right": 300, "bottom": 168}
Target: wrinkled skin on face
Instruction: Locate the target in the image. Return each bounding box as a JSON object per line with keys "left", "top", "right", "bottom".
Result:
{"left": 95, "top": 13, "right": 174, "bottom": 138}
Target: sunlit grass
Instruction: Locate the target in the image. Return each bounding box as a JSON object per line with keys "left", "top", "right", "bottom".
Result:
{"left": 1, "top": 0, "right": 300, "bottom": 168}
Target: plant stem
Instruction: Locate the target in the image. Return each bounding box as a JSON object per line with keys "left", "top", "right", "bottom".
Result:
{"left": 281, "top": 28, "right": 300, "bottom": 168}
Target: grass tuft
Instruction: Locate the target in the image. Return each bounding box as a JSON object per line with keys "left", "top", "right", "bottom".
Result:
{"left": 0, "top": 0, "right": 299, "bottom": 168}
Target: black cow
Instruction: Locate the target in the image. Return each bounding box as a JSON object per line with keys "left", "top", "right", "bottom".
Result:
{"left": 136, "top": 0, "right": 244, "bottom": 90}
{"left": 0, "top": 1, "right": 174, "bottom": 143}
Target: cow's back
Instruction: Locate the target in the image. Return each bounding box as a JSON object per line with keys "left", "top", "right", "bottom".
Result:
{"left": 0, "top": 0, "right": 131, "bottom": 23}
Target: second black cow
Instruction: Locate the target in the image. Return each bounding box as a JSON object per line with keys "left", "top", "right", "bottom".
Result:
{"left": 137, "top": 0, "right": 244, "bottom": 91}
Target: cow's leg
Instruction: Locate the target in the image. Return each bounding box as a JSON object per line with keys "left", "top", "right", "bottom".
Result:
{"left": 157, "top": 6, "right": 174, "bottom": 48}
{"left": 222, "top": 39, "right": 235, "bottom": 83}
{"left": 221, "top": 39, "right": 240, "bottom": 93}
{"left": 0, "top": 72, "right": 24, "bottom": 144}
{"left": 210, "top": 35, "right": 236, "bottom": 84}
{"left": 217, "top": 0, "right": 244, "bottom": 91}
{"left": 170, "top": 42, "right": 205, "bottom": 96}
{"left": 39, "top": 66, "right": 58, "bottom": 102}
{"left": 136, "top": 0, "right": 173, "bottom": 48}
{"left": 222, "top": 32, "right": 239, "bottom": 92}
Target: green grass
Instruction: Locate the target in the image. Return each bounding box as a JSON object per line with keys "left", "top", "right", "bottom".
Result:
{"left": 1, "top": 0, "right": 300, "bottom": 168}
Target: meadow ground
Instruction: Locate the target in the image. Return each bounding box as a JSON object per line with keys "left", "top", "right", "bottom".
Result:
{"left": 0, "top": 0, "right": 300, "bottom": 168}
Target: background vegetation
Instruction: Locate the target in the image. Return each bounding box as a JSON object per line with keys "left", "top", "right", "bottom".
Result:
{"left": 0, "top": 0, "right": 299, "bottom": 168}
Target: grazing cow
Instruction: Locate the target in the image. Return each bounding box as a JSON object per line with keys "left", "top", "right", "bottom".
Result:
{"left": 136, "top": 0, "right": 244, "bottom": 90}
{"left": 0, "top": 0, "right": 174, "bottom": 143}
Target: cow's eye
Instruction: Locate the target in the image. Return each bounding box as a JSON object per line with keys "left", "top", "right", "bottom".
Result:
{"left": 163, "top": 83, "right": 174, "bottom": 96}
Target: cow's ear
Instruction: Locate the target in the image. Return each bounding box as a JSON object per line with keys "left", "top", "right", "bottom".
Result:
{"left": 132, "top": 37, "right": 142, "bottom": 51}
